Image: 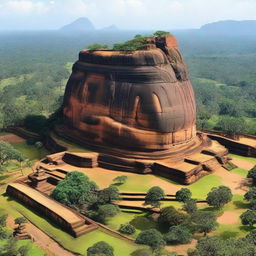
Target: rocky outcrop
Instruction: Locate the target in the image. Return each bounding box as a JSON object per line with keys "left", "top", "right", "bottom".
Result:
{"left": 62, "top": 35, "right": 196, "bottom": 152}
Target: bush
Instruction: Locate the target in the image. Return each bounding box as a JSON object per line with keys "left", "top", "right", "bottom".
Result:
{"left": 165, "top": 225, "right": 193, "bottom": 245}
{"left": 145, "top": 186, "right": 165, "bottom": 208}
{"left": 158, "top": 206, "right": 187, "bottom": 228}
{"left": 240, "top": 210, "right": 256, "bottom": 227}
{"left": 176, "top": 188, "right": 192, "bottom": 202}
{"left": 97, "top": 204, "right": 119, "bottom": 223}
{"left": 247, "top": 166, "right": 256, "bottom": 185}
{"left": 135, "top": 229, "right": 166, "bottom": 251}
{"left": 0, "top": 214, "right": 7, "bottom": 227}
{"left": 206, "top": 186, "right": 232, "bottom": 208}
{"left": 87, "top": 241, "right": 114, "bottom": 256}
{"left": 24, "top": 114, "right": 48, "bottom": 135}
{"left": 183, "top": 199, "right": 197, "bottom": 214}
{"left": 113, "top": 175, "right": 127, "bottom": 185}
{"left": 97, "top": 186, "right": 120, "bottom": 205}
{"left": 119, "top": 223, "right": 136, "bottom": 235}
{"left": 190, "top": 211, "right": 218, "bottom": 235}
{"left": 51, "top": 171, "right": 98, "bottom": 210}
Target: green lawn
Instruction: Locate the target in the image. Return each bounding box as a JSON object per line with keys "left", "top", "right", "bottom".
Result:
{"left": 230, "top": 168, "right": 248, "bottom": 177}
{"left": 52, "top": 134, "right": 91, "bottom": 153}
{"left": 0, "top": 239, "right": 45, "bottom": 256}
{"left": 2, "top": 195, "right": 143, "bottom": 255}
{"left": 229, "top": 153, "right": 256, "bottom": 165}
{"left": 11, "top": 142, "right": 49, "bottom": 160}
{"left": 186, "top": 174, "right": 222, "bottom": 199}
{"left": 0, "top": 131, "right": 9, "bottom": 136}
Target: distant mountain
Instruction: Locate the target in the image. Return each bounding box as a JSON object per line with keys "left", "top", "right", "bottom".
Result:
{"left": 200, "top": 20, "right": 256, "bottom": 35}
{"left": 101, "top": 25, "right": 119, "bottom": 31}
{"left": 60, "top": 17, "right": 95, "bottom": 31}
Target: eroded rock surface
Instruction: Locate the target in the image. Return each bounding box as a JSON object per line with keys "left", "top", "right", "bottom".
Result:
{"left": 62, "top": 35, "right": 196, "bottom": 151}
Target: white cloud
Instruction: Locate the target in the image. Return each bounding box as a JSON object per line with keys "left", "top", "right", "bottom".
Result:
{"left": 0, "top": 0, "right": 256, "bottom": 30}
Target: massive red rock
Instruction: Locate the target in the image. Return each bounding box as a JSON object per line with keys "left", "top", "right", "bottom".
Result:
{"left": 62, "top": 35, "right": 196, "bottom": 151}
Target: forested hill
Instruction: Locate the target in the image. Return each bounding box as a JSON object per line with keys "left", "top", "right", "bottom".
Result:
{"left": 0, "top": 30, "right": 256, "bottom": 134}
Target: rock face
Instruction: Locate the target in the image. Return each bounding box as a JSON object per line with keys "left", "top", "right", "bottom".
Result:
{"left": 63, "top": 35, "right": 196, "bottom": 152}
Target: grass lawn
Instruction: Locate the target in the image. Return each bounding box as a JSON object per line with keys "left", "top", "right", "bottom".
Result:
{"left": 53, "top": 134, "right": 91, "bottom": 153}
{"left": 2, "top": 195, "right": 143, "bottom": 255}
{"left": 0, "top": 239, "right": 45, "bottom": 256}
{"left": 0, "top": 131, "right": 9, "bottom": 136}
{"left": 186, "top": 174, "right": 222, "bottom": 200}
{"left": 213, "top": 224, "right": 250, "bottom": 239}
{"left": 117, "top": 173, "right": 221, "bottom": 200}
{"left": 229, "top": 168, "right": 248, "bottom": 177}
{"left": 229, "top": 153, "right": 256, "bottom": 165}
{"left": 11, "top": 141, "right": 49, "bottom": 160}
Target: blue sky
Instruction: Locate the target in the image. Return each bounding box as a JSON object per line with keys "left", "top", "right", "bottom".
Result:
{"left": 0, "top": 0, "right": 256, "bottom": 30}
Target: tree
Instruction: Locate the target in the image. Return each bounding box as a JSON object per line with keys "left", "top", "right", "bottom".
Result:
{"left": 216, "top": 116, "right": 247, "bottom": 139}
{"left": 119, "top": 224, "right": 136, "bottom": 235}
{"left": 247, "top": 166, "right": 256, "bottom": 185}
{"left": 0, "top": 214, "right": 7, "bottom": 227}
{"left": 190, "top": 211, "right": 218, "bottom": 236}
{"left": 158, "top": 206, "right": 187, "bottom": 228}
{"left": 97, "top": 204, "right": 119, "bottom": 223}
{"left": 135, "top": 229, "right": 166, "bottom": 251}
{"left": 87, "top": 44, "right": 109, "bottom": 50}
{"left": 183, "top": 199, "right": 197, "bottom": 214}
{"left": 51, "top": 171, "right": 98, "bottom": 210}
{"left": 240, "top": 210, "right": 256, "bottom": 227}
{"left": 24, "top": 114, "right": 48, "bottom": 135}
{"left": 145, "top": 186, "right": 165, "bottom": 208}
{"left": 113, "top": 175, "right": 127, "bottom": 185}
{"left": 87, "top": 241, "right": 114, "bottom": 256}
{"left": 14, "top": 217, "right": 27, "bottom": 228}
{"left": 175, "top": 188, "right": 192, "bottom": 202}
{"left": 0, "top": 141, "right": 24, "bottom": 168}
{"left": 153, "top": 30, "right": 171, "bottom": 37}
{"left": 244, "top": 187, "right": 256, "bottom": 201}
{"left": 206, "top": 186, "right": 232, "bottom": 208}
{"left": 165, "top": 225, "right": 193, "bottom": 245}
{"left": 190, "top": 236, "right": 256, "bottom": 256}
{"left": 97, "top": 186, "right": 120, "bottom": 205}
{"left": 34, "top": 141, "right": 43, "bottom": 159}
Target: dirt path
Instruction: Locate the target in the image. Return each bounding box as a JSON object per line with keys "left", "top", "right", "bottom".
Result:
{"left": 217, "top": 211, "right": 240, "bottom": 225}
{"left": 7, "top": 216, "right": 75, "bottom": 256}
{"left": 166, "top": 239, "right": 197, "bottom": 256}
{"left": 231, "top": 158, "right": 254, "bottom": 171}
{"left": 0, "top": 134, "right": 25, "bottom": 143}
{"left": 214, "top": 167, "right": 249, "bottom": 195}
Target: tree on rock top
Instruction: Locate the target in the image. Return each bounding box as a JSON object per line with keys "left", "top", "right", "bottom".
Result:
{"left": 51, "top": 171, "right": 98, "bottom": 210}
{"left": 144, "top": 186, "right": 165, "bottom": 208}
{"left": 87, "top": 241, "right": 114, "bottom": 256}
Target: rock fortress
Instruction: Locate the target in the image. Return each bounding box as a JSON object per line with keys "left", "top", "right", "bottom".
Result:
{"left": 7, "top": 34, "right": 236, "bottom": 237}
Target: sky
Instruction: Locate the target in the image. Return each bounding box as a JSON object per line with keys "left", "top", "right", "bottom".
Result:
{"left": 0, "top": 0, "right": 256, "bottom": 30}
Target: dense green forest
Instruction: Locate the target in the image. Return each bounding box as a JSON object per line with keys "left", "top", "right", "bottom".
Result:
{"left": 0, "top": 30, "right": 255, "bottom": 134}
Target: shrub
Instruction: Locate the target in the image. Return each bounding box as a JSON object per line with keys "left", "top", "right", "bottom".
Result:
{"left": 135, "top": 229, "right": 166, "bottom": 251}
{"left": 175, "top": 188, "right": 192, "bottom": 202}
{"left": 206, "top": 186, "right": 232, "bottom": 208}
{"left": 113, "top": 175, "right": 128, "bottom": 185}
{"left": 183, "top": 199, "right": 197, "bottom": 214}
{"left": 165, "top": 225, "right": 193, "bottom": 245}
{"left": 119, "top": 223, "right": 136, "bottom": 235}
{"left": 145, "top": 186, "right": 165, "bottom": 208}
{"left": 97, "top": 204, "right": 119, "bottom": 223}
{"left": 158, "top": 206, "right": 187, "bottom": 228}
{"left": 240, "top": 210, "right": 256, "bottom": 227}
{"left": 87, "top": 241, "right": 114, "bottom": 256}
